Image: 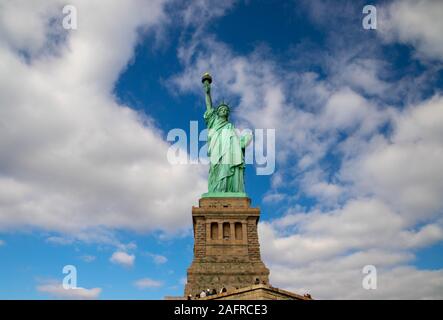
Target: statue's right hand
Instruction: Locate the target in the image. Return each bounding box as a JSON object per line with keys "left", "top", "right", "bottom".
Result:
{"left": 203, "top": 82, "right": 211, "bottom": 94}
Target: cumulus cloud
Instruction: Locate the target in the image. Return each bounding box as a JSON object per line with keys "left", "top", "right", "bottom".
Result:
{"left": 0, "top": 0, "right": 206, "bottom": 237}
{"left": 37, "top": 280, "right": 101, "bottom": 300}
{"left": 270, "top": 262, "right": 443, "bottom": 299}
{"left": 261, "top": 198, "right": 443, "bottom": 266}
{"left": 134, "top": 277, "right": 163, "bottom": 289}
{"left": 44, "top": 229, "right": 137, "bottom": 250}
{"left": 110, "top": 251, "right": 135, "bottom": 267}
{"left": 259, "top": 197, "right": 443, "bottom": 299}
{"left": 380, "top": 0, "right": 443, "bottom": 61}
{"left": 0, "top": 0, "right": 61, "bottom": 56}
{"left": 46, "top": 236, "right": 75, "bottom": 245}
{"left": 80, "top": 255, "right": 96, "bottom": 263}
{"left": 341, "top": 96, "right": 443, "bottom": 222}
{"left": 180, "top": 0, "right": 236, "bottom": 27}
{"left": 147, "top": 253, "right": 168, "bottom": 264}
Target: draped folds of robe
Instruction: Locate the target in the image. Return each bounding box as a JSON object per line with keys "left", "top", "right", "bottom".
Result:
{"left": 204, "top": 108, "right": 246, "bottom": 193}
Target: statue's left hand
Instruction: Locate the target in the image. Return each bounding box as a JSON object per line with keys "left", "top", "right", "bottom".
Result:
{"left": 241, "top": 133, "right": 253, "bottom": 148}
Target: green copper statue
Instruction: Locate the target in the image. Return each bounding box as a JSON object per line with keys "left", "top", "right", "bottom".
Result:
{"left": 201, "top": 73, "right": 251, "bottom": 198}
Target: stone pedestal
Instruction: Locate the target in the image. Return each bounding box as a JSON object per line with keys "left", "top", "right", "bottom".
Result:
{"left": 184, "top": 197, "right": 270, "bottom": 297}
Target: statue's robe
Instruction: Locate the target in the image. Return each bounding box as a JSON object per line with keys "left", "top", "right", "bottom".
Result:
{"left": 204, "top": 108, "right": 248, "bottom": 193}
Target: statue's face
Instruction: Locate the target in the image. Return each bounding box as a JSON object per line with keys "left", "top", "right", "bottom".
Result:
{"left": 217, "top": 106, "right": 229, "bottom": 118}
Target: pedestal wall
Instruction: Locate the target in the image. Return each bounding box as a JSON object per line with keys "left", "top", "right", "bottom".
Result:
{"left": 185, "top": 197, "right": 270, "bottom": 297}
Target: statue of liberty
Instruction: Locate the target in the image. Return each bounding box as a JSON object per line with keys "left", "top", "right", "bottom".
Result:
{"left": 201, "top": 73, "right": 251, "bottom": 198}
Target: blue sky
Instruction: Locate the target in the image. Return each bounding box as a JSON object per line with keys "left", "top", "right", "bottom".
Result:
{"left": 0, "top": 0, "right": 442, "bottom": 299}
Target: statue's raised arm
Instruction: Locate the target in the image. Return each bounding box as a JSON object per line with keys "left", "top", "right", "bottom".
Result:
{"left": 202, "top": 72, "right": 213, "bottom": 111}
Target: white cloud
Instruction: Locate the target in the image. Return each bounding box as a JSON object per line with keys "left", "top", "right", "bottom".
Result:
{"left": 0, "top": 0, "right": 206, "bottom": 236}
{"left": 179, "top": 277, "right": 187, "bottom": 285}
{"left": 110, "top": 251, "right": 135, "bottom": 267}
{"left": 134, "top": 277, "right": 163, "bottom": 289}
{"left": 333, "top": 59, "right": 391, "bottom": 97}
{"left": 320, "top": 87, "right": 385, "bottom": 134}
{"left": 270, "top": 263, "right": 443, "bottom": 300}
{"left": 37, "top": 280, "right": 101, "bottom": 300}
{"left": 341, "top": 96, "right": 443, "bottom": 222}
{"left": 80, "top": 255, "right": 96, "bottom": 263}
{"left": 46, "top": 236, "right": 75, "bottom": 245}
{"left": 0, "top": 0, "right": 61, "bottom": 56}
{"left": 181, "top": 0, "right": 236, "bottom": 27}
{"left": 259, "top": 197, "right": 443, "bottom": 299}
{"left": 44, "top": 230, "right": 138, "bottom": 251}
{"left": 117, "top": 242, "right": 137, "bottom": 252}
{"left": 299, "top": 169, "right": 343, "bottom": 204}
{"left": 380, "top": 0, "right": 443, "bottom": 61}
{"left": 0, "top": 239, "right": 4, "bottom": 246}
{"left": 148, "top": 253, "right": 168, "bottom": 264}
{"left": 260, "top": 198, "right": 443, "bottom": 266}
{"left": 262, "top": 192, "right": 285, "bottom": 204}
